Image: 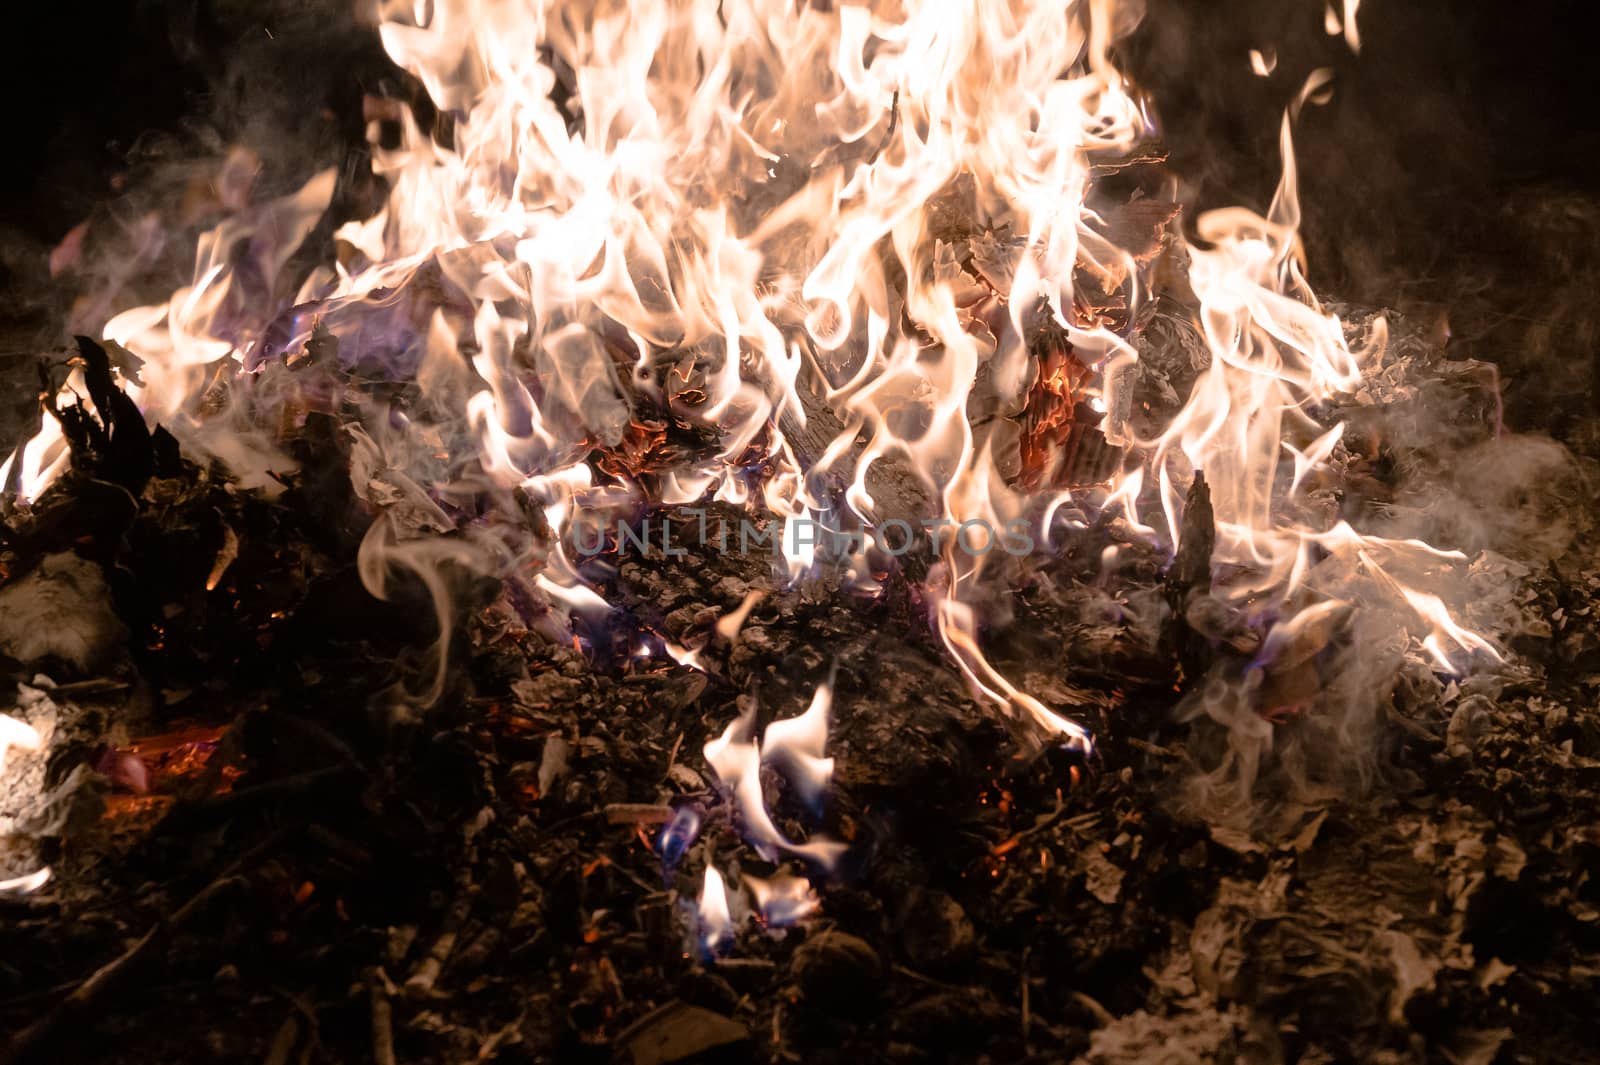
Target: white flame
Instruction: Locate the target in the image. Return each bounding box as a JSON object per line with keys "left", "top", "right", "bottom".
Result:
{"left": 16, "top": 1, "right": 1495, "bottom": 761}
{"left": 744, "top": 872, "right": 821, "bottom": 928}
{"left": 704, "top": 684, "right": 846, "bottom": 871}
{"left": 0, "top": 711, "right": 43, "bottom": 775}
{"left": 714, "top": 590, "right": 765, "bottom": 643}
{"left": 1, "top": 413, "right": 70, "bottom": 505}
{"left": 697, "top": 864, "right": 736, "bottom": 953}
{"left": 0, "top": 867, "right": 51, "bottom": 894}
{"left": 761, "top": 678, "right": 835, "bottom": 807}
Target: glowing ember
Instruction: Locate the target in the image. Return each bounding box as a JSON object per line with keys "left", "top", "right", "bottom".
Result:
{"left": 98, "top": 723, "right": 235, "bottom": 807}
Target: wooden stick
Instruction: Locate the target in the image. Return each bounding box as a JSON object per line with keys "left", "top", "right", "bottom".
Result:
{"left": 1069, "top": 990, "right": 1115, "bottom": 1028}
{"left": 603, "top": 803, "right": 675, "bottom": 825}
{"left": 185, "top": 765, "right": 361, "bottom": 822}
{"left": 367, "top": 968, "right": 398, "bottom": 1065}
{"left": 403, "top": 884, "right": 474, "bottom": 998}
{"left": 261, "top": 1012, "right": 300, "bottom": 1065}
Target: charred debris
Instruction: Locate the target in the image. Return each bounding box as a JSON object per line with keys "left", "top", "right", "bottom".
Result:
{"left": 0, "top": 313, "right": 1597, "bottom": 1065}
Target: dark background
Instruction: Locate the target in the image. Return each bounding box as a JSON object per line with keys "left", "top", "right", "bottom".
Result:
{"left": 1126, "top": 0, "right": 1600, "bottom": 441}
{"left": 2, "top": 0, "right": 1597, "bottom": 439}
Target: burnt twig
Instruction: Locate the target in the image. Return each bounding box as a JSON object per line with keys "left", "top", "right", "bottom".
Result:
{"left": 403, "top": 882, "right": 474, "bottom": 997}
{"left": 603, "top": 802, "right": 675, "bottom": 826}
{"left": 178, "top": 764, "right": 364, "bottom": 826}
{"left": 366, "top": 968, "right": 398, "bottom": 1065}
{"left": 261, "top": 1012, "right": 300, "bottom": 1065}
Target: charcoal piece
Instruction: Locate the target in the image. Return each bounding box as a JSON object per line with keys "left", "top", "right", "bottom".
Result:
{"left": 791, "top": 930, "right": 883, "bottom": 1013}
{"left": 149, "top": 425, "right": 182, "bottom": 477}
{"left": 899, "top": 890, "right": 976, "bottom": 972}
{"left": 673, "top": 967, "right": 739, "bottom": 1014}
{"left": 891, "top": 990, "right": 1014, "bottom": 1047}
{"left": 1164, "top": 470, "right": 1214, "bottom": 604}
{"left": 614, "top": 1002, "right": 750, "bottom": 1065}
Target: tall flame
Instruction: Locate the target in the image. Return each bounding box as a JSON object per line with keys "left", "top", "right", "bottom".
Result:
{"left": 12, "top": 1, "right": 1494, "bottom": 752}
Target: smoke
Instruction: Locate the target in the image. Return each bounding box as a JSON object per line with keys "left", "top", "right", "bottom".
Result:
{"left": 7, "top": 2, "right": 393, "bottom": 374}
{"left": 1114, "top": 2, "right": 1600, "bottom": 819}
{"left": 1169, "top": 301, "right": 1583, "bottom": 824}
{"left": 1123, "top": 0, "right": 1600, "bottom": 438}
{"left": 357, "top": 512, "right": 498, "bottom": 711}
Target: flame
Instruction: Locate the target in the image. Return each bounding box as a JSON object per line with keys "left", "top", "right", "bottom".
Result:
{"left": 761, "top": 676, "right": 835, "bottom": 807}
{"left": 696, "top": 864, "right": 736, "bottom": 955}
{"left": 744, "top": 872, "right": 821, "bottom": 928}
{"left": 1107, "top": 73, "right": 1498, "bottom": 691}
{"left": 714, "top": 590, "right": 765, "bottom": 642}
{"left": 1325, "top": 1, "right": 1362, "bottom": 53}
{"left": 703, "top": 683, "right": 846, "bottom": 871}
{"left": 15, "top": 1, "right": 1494, "bottom": 755}
{"left": 0, "top": 414, "right": 70, "bottom": 504}
{"left": 0, "top": 867, "right": 51, "bottom": 894}
{"left": 1, "top": 712, "right": 43, "bottom": 778}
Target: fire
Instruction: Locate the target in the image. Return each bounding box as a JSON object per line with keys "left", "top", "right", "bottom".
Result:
{"left": 694, "top": 867, "right": 822, "bottom": 955}
{"left": 10, "top": 1, "right": 1495, "bottom": 771}
{"left": 0, "top": 409, "right": 70, "bottom": 504}
{"left": 702, "top": 680, "right": 845, "bottom": 871}
{"left": 744, "top": 872, "right": 822, "bottom": 928}
{"left": 0, "top": 867, "right": 52, "bottom": 894}
{"left": 760, "top": 677, "right": 835, "bottom": 808}
{"left": 696, "top": 865, "right": 735, "bottom": 956}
